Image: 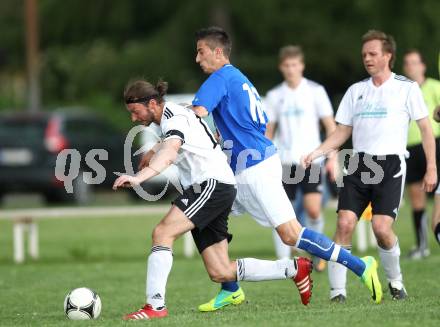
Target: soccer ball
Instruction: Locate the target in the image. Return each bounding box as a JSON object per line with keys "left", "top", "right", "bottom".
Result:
{"left": 64, "top": 287, "right": 102, "bottom": 320}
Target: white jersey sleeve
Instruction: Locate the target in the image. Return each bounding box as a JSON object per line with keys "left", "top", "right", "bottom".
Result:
{"left": 407, "top": 82, "right": 429, "bottom": 121}
{"left": 314, "top": 85, "right": 334, "bottom": 118}
{"left": 263, "top": 88, "right": 280, "bottom": 123}
{"left": 158, "top": 102, "right": 235, "bottom": 188}
{"left": 161, "top": 113, "right": 190, "bottom": 144}
{"left": 335, "top": 85, "right": 355, "bottom": 126}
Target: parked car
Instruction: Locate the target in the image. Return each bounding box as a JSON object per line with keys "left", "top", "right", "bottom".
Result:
{"left": 0, "top": 109, "right": 127, "bottom": 204}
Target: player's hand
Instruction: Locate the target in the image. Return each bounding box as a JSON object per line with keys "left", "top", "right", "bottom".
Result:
{"left": 112, "top": 175, "right": 141, "bottom": 190}
{"left": 433, "top": 106, "right": 440, "bottom": 123}
{"left": 301, "top": 150, "right": 324, "bottom": 169}
{"left": 422, "top": 168, "right": 437, "bottom": 192}
{"left": 325, "top": 153, "right": 338, "bottom": 182}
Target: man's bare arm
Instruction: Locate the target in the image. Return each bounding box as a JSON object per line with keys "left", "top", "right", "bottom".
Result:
{"left": 301, "top": 124, "right": 352, "bottom": 168}
{"left": 113, "top": 139, "right": 182, "bottom": 190}
{"left": 320, "top": 116, "right": 338, "bottom": 180}
{"left": 192, "top": 105, "right": 209, "bottom": 118}
{"left": 265, "top": 122, "right": 277, "bottom": 140}
{"left": 417, "top": 117, "right": 437, "bottom": 192}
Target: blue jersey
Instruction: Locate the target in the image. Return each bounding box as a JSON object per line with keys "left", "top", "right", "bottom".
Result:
{"left": 193, "top": 64, "right": 276, "bottom": 174}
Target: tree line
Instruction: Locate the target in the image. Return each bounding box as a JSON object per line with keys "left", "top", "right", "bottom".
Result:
{"left": 0, "top": 0, "right": 439, "bottom": 128}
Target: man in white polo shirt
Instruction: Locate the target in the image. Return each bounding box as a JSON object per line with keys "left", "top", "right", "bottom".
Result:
{"left": 302, "top": 30, "right": 437, "bottom": 301}
{"left": 265, "top": 45, "right": 337, "bottom": 272}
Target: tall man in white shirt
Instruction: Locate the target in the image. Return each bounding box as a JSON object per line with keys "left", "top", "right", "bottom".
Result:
{"left": 265, "top": 45, "right": 337, "bottom": 272}
{"left": 303, "top": 30, "right": 437, "bottom": 301}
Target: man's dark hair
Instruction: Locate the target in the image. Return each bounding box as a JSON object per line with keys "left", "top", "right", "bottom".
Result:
{"left": 124, "top": 79, "right": 168, "bottom": 105}
{"left": 404, "top": 48, "right": 425, "bottom": 64}
{"left": 195, "top": 26, "right": 232, "bottom": 58}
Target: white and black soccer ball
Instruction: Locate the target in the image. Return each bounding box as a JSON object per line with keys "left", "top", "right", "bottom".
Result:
{"left": 64, "top": 287, "right": 102, "bottom": 320}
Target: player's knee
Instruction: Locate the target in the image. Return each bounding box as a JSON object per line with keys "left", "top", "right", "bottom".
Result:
{"left": 152, "top": 224, "right": 170, "bottom": 244}
{"left": 336, "top": 217, "right": 356, "bottom": 236}
{"left": 151, "top": 225, "right": 161, "bottom": 244}
{"left": 307, "top": 207, "right": 321, "bottom": 220}
{"left": 371, "top": 220, "right": 391, "bottom": 241}
{"left": 276, "top": 220, "right": 301, "bottom": 246}
{"left": 278, "top": 231, "right": 297, "bottom": 246}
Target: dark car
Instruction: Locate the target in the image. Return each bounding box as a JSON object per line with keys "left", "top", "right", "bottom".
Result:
{"left": 0, "top": 109, "right": 128, "bottom": 204}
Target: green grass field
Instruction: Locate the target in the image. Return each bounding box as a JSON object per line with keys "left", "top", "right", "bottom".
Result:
{"left": 0, "top": 201, "right": 439, "bottom": 326}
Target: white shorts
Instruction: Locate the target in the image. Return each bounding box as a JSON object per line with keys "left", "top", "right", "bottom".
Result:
{"left": 231, "top": 154, "right": 296, "bottom": 227}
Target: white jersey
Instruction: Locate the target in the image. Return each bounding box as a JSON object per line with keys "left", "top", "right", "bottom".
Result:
{"left": 336, "top": 73, "right": 428, "bottom": 155}
{"left": 158, "top": 102, "right": 235, "bottom": 189}
{"left": 264, "top": 78, "right": 333, "bottom": 164}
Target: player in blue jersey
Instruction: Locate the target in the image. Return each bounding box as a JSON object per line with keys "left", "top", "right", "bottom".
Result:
{"left": 117, "top": 79, "right": 320, "bottom": 320}
{"left": 192, "top": 27, "right": 383, "bottom": 311}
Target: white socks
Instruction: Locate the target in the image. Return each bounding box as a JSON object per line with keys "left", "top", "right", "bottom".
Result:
{"left": 328, "top": 245, "right": 350, "bottom": 298}
{"left": 328, "top": 239, "right": 404, "bottom": 298}
{"left": 146, "top": 246, "right": 173, "bottom": 309}
{"left": 272, "top": 229, "right": 292, "bottom": 259}
{"left": 236, "top": 258, "right": 297, "bottom": 281}
{"left": 306, "top": 214, "right": 324, "bottom": 234}
{"left": 378, "top": 239, "right": 403, "bottom": 285}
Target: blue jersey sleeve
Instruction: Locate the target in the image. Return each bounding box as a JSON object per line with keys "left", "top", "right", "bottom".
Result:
{"left": 192, "top": 74, "right": 227, "bottom": 113}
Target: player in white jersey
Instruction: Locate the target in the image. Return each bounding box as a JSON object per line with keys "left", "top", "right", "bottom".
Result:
{"left": 265, "top": 45, "right": 336, "bottom": 271}
{"left": 113, "top": 79, "right": 316, "bottom": 320}
{"left": 303, "top": 30, "right": 437, "bottom": 302}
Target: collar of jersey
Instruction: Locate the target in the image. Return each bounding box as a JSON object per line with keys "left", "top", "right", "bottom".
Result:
{"left": 368, "top": 72, "right": 394, "bottom": 89}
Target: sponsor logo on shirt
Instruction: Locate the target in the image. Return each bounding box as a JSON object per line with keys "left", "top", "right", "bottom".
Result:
{"left": 355, "top": 103, "right": 388, "bottom": 118}
{"left": 282, "top": 105, "right": 304, "bottom": 117}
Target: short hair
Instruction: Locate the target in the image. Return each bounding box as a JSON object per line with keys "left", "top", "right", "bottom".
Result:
{"left": 403, "top": 48, "right": 425, "bottom": 64}
{"left": 195, "top": 26, "right": 232, "bottom": 58}
{"left": 362, "top": 30, "right": 396, "bottom": 69}
{"left": 124, "top": 79, "right": 168, "bottom": 105}
{"left": 279, "top": 45, "right": 304, "bottom": 63}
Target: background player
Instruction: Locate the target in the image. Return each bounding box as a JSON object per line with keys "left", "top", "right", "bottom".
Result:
{"left": 114, "top": 79, "right": 314, "bottom": 320}
{"left": 403, "top": 49, "right": 440, "bottom": 259}
{"left": 431, "top": 105, "right": 440, "bottom": 245}
{"left": 192, "top": 26, "right": 383, "bottom": 310}
{"left": 265, "top": 45, "right": 337, "bottom": 271}
{"left": 302, "top": 30, "right": 437, "bottom": 302}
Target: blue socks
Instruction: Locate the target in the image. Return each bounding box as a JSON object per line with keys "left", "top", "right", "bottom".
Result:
{"left": 296, "top": 227, "right": 366, "bottom": 276}
{"left": 221, "top": 281, "right": 239, "bottom": 292}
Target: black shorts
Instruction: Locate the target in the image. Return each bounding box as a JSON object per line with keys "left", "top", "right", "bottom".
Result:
{"left": 406, "top": 138, "right": 440, "bottom": 184}
{"left": 337, "top": 153, "right": 405, "bottom": 219}
{"left": 282, "top": 164, "right": 323, "bottom": 200}
{"left": 173, "top": 179, "right": 236, "bottom": 253}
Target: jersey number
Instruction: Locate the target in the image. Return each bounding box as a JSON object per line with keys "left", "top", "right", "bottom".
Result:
{"left": 242, "top": 83, "right": 266, "bottom": 124}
